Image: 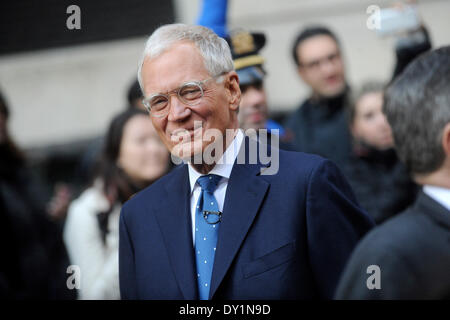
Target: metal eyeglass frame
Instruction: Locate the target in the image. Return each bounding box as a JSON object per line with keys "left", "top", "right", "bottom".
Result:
{"left": 142, "top": 73, "right": 225, "bottom": 118}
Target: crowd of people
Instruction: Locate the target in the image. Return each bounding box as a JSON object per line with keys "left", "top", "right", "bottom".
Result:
{"left": 0, "top": 0, "right": 448, "bottom": 300}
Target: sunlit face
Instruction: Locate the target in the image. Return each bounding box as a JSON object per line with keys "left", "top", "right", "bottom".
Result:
{"left": 118, "top": 114, "right": 169, "bottom": 184}
{"left": 140, "top": 41, "right": 240, "bottom": 160}
{"left": 352, "top": 91, "right": 394, "bottom": 150}
{"left": 296, "top": 35, "right": 346, "bottom": 98}
{"left": 238, "top": 81, "right": 268, "bottom": 131}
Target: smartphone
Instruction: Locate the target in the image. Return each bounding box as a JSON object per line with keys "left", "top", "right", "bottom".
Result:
{"left": 376, "top": 5, "right": 421, "bottom": 36}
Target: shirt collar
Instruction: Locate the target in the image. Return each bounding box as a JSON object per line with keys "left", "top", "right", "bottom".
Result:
{"left": 423, "top": 185, "right": 450, "bottom": 212}
{"left": 188, "top": 129, "right": 244, "bottom": 193}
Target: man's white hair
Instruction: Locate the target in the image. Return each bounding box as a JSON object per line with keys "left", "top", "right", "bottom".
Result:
{"left": 137, "top": 23, "right": 234, "bottom": 93}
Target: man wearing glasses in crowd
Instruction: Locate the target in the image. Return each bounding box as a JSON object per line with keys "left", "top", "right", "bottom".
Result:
{"left": 284, "top": 26, "right": 352, "bottom": 168}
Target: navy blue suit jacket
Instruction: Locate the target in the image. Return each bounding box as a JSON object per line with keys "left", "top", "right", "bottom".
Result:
{"left": 119, "top": 137, "right": 374, "bottom": 299}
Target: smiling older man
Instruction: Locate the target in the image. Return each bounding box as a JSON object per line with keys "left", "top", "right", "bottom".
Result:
{"left": 118, "top": 23, "right": 373, "bottom": 300}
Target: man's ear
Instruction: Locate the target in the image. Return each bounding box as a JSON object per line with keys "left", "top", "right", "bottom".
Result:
{"left": 226, "top": 71, "right": 241, "bottom": 111}
{"left": 442, "top": 122, "right": 450, "bottom": 158}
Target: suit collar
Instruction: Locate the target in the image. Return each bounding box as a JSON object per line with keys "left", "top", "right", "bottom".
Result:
{"left": 422, "top": 185, "right": 450, "bottom": 211}
{"left": 414, "top": 190, "right": 450, "bottom": 230}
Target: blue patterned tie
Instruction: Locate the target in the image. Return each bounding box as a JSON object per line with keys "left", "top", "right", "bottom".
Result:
{"left": 195, "top": 174, "right": 222, "bottom": 300}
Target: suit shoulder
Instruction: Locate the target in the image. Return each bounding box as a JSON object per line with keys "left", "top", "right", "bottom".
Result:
{"left": 278, "top": 149, "right": 338, "bottom": 177}
{"left": 349, "top": 207, "right": 433, "bottom": 260}
{"left": 279, "top": 148, "right": 324, "bottom": 167}
{"left": 123, "top": 165, "right": 186, "bottom": 212}
{"left": 337, "top": 206, "right": 450, "bottom": 299}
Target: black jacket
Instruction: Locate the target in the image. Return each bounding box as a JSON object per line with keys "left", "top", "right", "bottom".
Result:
{"left": 283, "top": 90, "right": 352, "bottom": 168}
{"left": 342, "top": 146, "right": 418, "bottom": 224}
{"left": 335, "top": 191, "right": 450, "bottom": 299}
{"left": 0, "top": 147, "right": 76, "bottom": 299}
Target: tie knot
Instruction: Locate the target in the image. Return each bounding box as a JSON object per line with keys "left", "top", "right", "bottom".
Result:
{"left": 197, "top": 174, "right": 222, "bottom": 192}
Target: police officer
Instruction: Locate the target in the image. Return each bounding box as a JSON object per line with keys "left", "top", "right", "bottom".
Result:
{"left": 225, "top": 30, "right": 293, "bottom": 150}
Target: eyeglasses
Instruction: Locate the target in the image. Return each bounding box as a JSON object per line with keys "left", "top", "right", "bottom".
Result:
{"left": 300, "top": 52, "right": 341, "bottom": 71}
{"left": 142, "top": 74, "right": 224, "bottom": 118}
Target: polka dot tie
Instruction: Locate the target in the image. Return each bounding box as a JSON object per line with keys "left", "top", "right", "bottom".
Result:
{"left": 195, "top": 174, "right": 222, "bottom": 300}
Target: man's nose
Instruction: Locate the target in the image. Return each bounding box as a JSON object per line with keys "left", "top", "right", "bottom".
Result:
{"left": 320, "top": 59, "right": 337, "bottom": 74}
{"left": 167, "top": 95, "right": 191, "bottom": 122}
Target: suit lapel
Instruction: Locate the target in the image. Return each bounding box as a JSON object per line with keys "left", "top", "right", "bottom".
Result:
{"left": 209, "top": 137, "right": 270, "bottom": 299}
{"left": 153, "top": 165, "right": 198, "bottom": 300}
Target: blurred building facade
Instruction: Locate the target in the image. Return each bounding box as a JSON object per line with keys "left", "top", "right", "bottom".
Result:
{"left": 0, "top": 0, "right": 449, "bottom": 150}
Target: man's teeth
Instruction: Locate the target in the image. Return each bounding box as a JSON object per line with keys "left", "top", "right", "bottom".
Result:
{"left": 173, "top": 126, "right": 202, "bottom": 136}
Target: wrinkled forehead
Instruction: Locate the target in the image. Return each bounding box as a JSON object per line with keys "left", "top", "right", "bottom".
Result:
{"left": 141, "top": 42, "right": 210, "bottom": 95}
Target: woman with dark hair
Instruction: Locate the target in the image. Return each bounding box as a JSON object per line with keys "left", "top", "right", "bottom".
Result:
{"left": 63, "top": 108, "right": 169, "bottom": 299}
{"left": 342, "top": 82, "right": 417, "bottom": 224}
